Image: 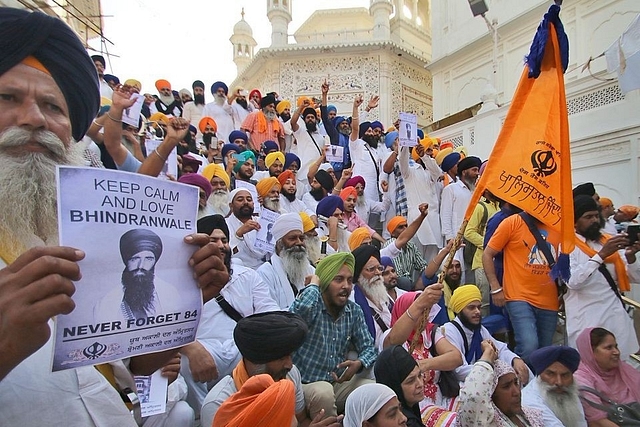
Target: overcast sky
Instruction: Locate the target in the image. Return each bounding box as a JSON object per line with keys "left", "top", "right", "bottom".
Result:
{"left": 88, "top": 1, "right": 371, "bottom": 94}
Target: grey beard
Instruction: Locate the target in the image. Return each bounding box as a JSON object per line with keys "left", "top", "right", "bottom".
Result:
{"left": 462, "top": 176, "right": 476, "bottom": 191}
{"left": 214, "top": 94, "right": 226, "bottom": 105}
{"left": 208, "top": 190, "right": 230, "bottom": 215}
{"left": 358, "top": 275, "right": 389, "bottom": 309}
{"left": 338, "top": 128, "right": 351, "bottom": 136}
{"left": 305, "top": 235, "right": 321, "bottom": 266}
{"left": 279, "top": 246, "right": 309, "bottom": 286}
{"left": 0, "top": 127, "right": 84, "bottom": 258}
{"left": 264, "top": 110, "right": 277, "bottom": 121}
{"left": 263, "top": 197, "right": 281, "bottom": 213}
{"left": 158, "top": 94, "right": 175, "bottom": 106}
{"left": 538, "top": 378, "right": 584, "bottom": 427}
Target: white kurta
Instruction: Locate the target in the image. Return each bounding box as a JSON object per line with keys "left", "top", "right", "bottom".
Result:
{"left": 279, "top": 194, "right": 315, "bottom": 217}
{"left": 293, "top": 122, "right": 325, "bottom": 183}
{"left": 440, "top": 179, "right": 472, "bottom": 241}
{"left": 521, "top": 377, "right": 587, "bottom": 427}
{"left": 257, "top": 254, "right": 315, "bottom": 310}
{"left": 226, "top": 214, "right": 270, "bottom": 269}
{"left": 202, "top": 102, "right": 234, "bottom": 145}
{"left": 566, "top": 234, "right": 640, "bottom": 360}
{"left": 349, "top": 138, "right": 382, "bottom": 203}
{"left": 230, "top": 102, "right": 254, "bottom": 130}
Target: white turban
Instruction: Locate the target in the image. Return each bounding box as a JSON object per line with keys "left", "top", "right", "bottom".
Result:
{"left": 343, "top": 384, "right": 397, "bottom": 427}
{"left": 319, "top": 162, "right": 333, "bottom": 172}
{"left": 272, "top": 212, "right": 303, "bottom": 243}
{"left": 228, "top": 188, "right": 250, "bottom": 202}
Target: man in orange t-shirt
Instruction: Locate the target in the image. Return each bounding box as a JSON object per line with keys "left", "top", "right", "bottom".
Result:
{"left": 482, "top": 212, "right": 560, "bottom": 361}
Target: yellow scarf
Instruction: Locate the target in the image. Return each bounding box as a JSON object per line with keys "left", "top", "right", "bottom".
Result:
{"left": 232, "top": 359, "right": 251, "bottom": 391}
{"left": 575, "top": 234, "right": 630, "bottom": 292}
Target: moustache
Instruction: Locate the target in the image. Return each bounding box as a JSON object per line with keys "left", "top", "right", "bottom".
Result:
{"left": 0, "top": 127, "right": 68, "bottom": 159}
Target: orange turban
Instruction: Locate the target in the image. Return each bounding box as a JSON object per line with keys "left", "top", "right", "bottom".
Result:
{"left": 277, "top": 169, "right": 295, "bottom": 187}
{"left": 387, "top": 215, "right": 407, "bottom": 234}
{"left": 348, "top": 227, "right": 372, "bottom": 251}
{"left": 299, "top": 212, "right": 315, "bottom": 233}
{"left": 213, "top": 374, "right": 295, "bottom": 427}
{"left": 619, "top": 205, "right": 639, "bottom": 221}
{"left": 256, "top": 177, "right": 281, "bottom": 198}
{"left": 296, "top": 96, "right": 312, "bottom": 107}
{"left": 340, "top": 186, "right": 358, "bottom": 201}
{"left": 599, "top": 197, "right": 613, "bottom": 208}
{"left": 440, "top": 141, "right": 454, "bottom": 151}
{"left": 412, "top": 136, "right": 438, "bottom": 161}
{"left": 155, "top": 79, "right": 171, "bottom": 91}
{"left": 199, "top": 116, "right": 217, "bottom": 134}
{"left": 202, "top": 163, "right": 230, "bottom": 189}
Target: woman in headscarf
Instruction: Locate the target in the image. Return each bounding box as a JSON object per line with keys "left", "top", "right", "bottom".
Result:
{"left": 384, "top": 291, "right": 462, "bottom": 425}
{"left": 458, "top": 341, "right": 544, "bottom": 426}
{"left": 574, "top": 327, "right": 640, "bottom": 424}
{"left": 343, "top": 383, "right": 407, "bottom": 427}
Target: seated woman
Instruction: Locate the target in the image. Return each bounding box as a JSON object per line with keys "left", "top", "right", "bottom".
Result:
{"left": 382, "top": 291, "right": 463, "bottom": 425}
{"left": 458, "top": 340, "right": 544, "bottom": 426}
{"left": 574, "top": 327, "right": 640, "bottom": 427}
{"left": 343, "top": 383, "right": 407, "bottom": 427}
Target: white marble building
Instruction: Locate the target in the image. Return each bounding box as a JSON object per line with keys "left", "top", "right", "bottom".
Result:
{"left": 229, "top": 0, "right": 433, "bottom": 128}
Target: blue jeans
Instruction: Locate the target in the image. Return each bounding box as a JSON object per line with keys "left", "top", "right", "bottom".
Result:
{"left": 505, "top": 301, "right": 558, "bottom": 361}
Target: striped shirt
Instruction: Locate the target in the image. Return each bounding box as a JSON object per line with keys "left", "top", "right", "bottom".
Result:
{"left": 383, "top": 237, "right": 428, "bottom": 279}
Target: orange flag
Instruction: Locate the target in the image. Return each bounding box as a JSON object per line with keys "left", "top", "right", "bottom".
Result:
{"left": 464, "top": 5, "right": 573, "bottom": 273}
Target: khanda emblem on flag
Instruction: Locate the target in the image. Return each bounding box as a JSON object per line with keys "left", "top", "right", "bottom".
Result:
{"left": 83, "top": 342, "right": 108, "bottom": 360}
{"left": 531, "top": 148, "right": 558, "bottom": 177}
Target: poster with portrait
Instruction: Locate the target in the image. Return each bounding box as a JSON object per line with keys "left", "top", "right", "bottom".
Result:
{"left": 52, "top": 166, "right": 201, "bottom": 372}
{"left": 254, "top": 207, "right": 280, "bottom": 253}
{"left": 325, "top": 145, "right": 344, "bottom": 163}
{"left": 145, "top": 139, "right": 178, "bottom": 179}
{"left": 398, "top": 112, "right": 418, "bottom": 147}
{"left": 122, "top": 93, "right": 145, "bottom": 128}
{"left": 135, "top": 370, "right": 168, "bottom": 417}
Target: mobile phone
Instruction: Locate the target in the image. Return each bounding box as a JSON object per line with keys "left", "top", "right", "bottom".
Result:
{"left": 627, "top": 224, "right": 640, "bottom": 244}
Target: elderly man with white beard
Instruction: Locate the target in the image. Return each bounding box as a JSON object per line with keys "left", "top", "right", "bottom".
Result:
{"left": 0, "top": 8, "right": 230, "bottom": 426}
{"left": 257, "top": 213, "right": 315, "bottom": 309}
{"left": 522, "top": 346, "right": 587, "bottom": 427}
{"left": 202, "top": 163, "right": 231, "bottom": 216}
{"left": 202, "top": 81, "right": 234, "bottom": 145}
{"left": 350, "top": 246, "right": 393, "bottom": 348}
{"left": 256, "top": 176, "right": 282, "bottom": 214}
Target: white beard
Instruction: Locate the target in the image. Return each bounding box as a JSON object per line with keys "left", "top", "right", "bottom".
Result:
{"left": 0, "top": 127, "right": 85, "bottom": 260}
{"left": 358, "top": 275, "right": 389, "bottom": 309}
{"left": 336, "top": 227, "right": 350, "bottom": 252}
{"left": 158, "top": 94, "right": 175, "bottom": 106}
{"left": 214, "top": 94, "right": 226, "bottom": 106}
{"left": 264, "top": 110, "right": 277, "bottom": 121}
{"left": 208, "top": 190, "right": 230, "bottom": 216}
{"left": 263, "top": 197, "right": 281, "bottom": 213}
{"left": 305, "top": 235, "right": 321, "bottom": 266}
{"left": 538, "top": 378, "right": 584, "bottom": 427}
{"left": 279, "top": 246, "right": 310, "bottom": 287}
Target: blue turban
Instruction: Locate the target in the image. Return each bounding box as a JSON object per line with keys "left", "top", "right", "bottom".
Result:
{"left": 228, "top": 129, "right": 248, "bottom": 144}
{"left": 327, "top": 105, "right": 337, "bottom": 114}
{"left": 384, "top": 131, "right": 399, "bottom": 149}
{"left": 371, "top": 121, "right": 384, "bottom": 131}
{"left": 284, "top": 153, "right": 300, "bottom": 170}
{"left": 381, "top": 256, "right": 395, "bottom": 269}
{"left": 221, "top": 143, "right": 241, "bottom": 166}
{"left": 211, "top": 81, "right": 228, "bottom": 95}
{"left": 262, "top": 140, "right": 279, "bottom": 154}
{"left": 0, "top": 9, "right": 100, "bottom": 141}
{"left": 333, "top": 116, "right": 346, "bottom": 129}
{"left": 233, "top": 150, "right": 256, "bottom": 173}
{"left": 104, "top": 74, "right": 119, "bottom": 85}
{"left": 316, "top": 195, "right": 344, "bottom": 218}
{"left": 529, "top": 345, "right": 580, "bottom": 375}
{"left": 441, "top": 152, "right": 461, "bottom": 173}
{"left": 188, "top": 124, "right": 197, "bottom": 134}
{"left": 417, "top": 129, "right": 425, "bottom": 139}
{"left": 359, "top": 121, "right": 372, "bottom": 139}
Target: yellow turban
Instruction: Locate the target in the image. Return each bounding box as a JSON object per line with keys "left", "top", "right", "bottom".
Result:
{"left": 299, "top": 212, "right": 315, "bottom": 233}
{"left": 276, "top": 100, "right": 291, "bottom": 115}
{"left": 202, "top": 164, "right": 230, "bottom": 189}
{"left": 100, "top": 96, "right": 112, "bottom": 107}
{"left": 454, "top": 145, "right": 468, "bottom": 159}
{"left": 149, "top": 112, "right": 169, "bottom": 125}
{"left": 449, "top": 285, "right": 482, "bottom": 314}
{"left": 315, "top": 252, "right": 355, "bottom": 292}
{"left": 256, "top": 177, "right": 281, "bottom": 198}
{"left": 387, "top": 216, "right": 407, "bottom": 234}
{"left": 435, "top": 147, "right": 453, "bottom": 166}
{"left": 412, "top": 136, "right": 438, "bottom": 161}
{"left": 296, "top": 96, "right": 312, "bottom": 107}
{"left": 265, "top": 151, "right": 285, "bottom": 169}
{"left": 348, "top": 227, "right": 371, "bottom": 251}
{"left": 124, "top": 79, "right": 142, "bottom": 91}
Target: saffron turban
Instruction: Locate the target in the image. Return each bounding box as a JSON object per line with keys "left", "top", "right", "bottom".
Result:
{"left": 343, "top": 384, "right": 397, "bottom": 427}
{"left": 256, "top": 177, "right": 280, "bottom": 198}
{"left": 228, "top": 130, "right": 248, "bottom": 144}
{"left": 233, "top": 151, "right": 256, "bottom": 173}
{"left": 529, "top": 345, "right": 580, "bottom": 375}
{"left": 315, "top": 252, "right": 356, "bottom": 292}
{"left": 198, "top": 116, "right": 217, "bottom": 134}
{"left": 599, "top": 197, "right": 613, "bottom": 209}
{"left": 149, "top": 112, "right": 169, "bottom": 125}
{"left": 412, "top": 136, "right": 437, "bottom": 161}
{"left": 211, "top": 81, "right": 228, "bottom": 95}
{"left": 618, "top": 205, "right": 639, "bottom": 221}
{"left": 370, "top": 121, "right": 384, "bottom": 131}
{"left": 275, "top": 99, "right": 291, "bottom": 114}
{"left": 384, "top": 131, "right": 399, "bottom": 149}
{"left": 316, "top": 195, "right": 343, "bottom": 218}
{"left": 271, "top": 212, "right": 303, "bottom": 243}
{"left": 249, "top": 89, "right": 262, "bottom": 100}
{"left": 277, "top": 169, "right": 295, "bottom": 187}
{"left": 285, "top": 153, "right": 301, "bottom": 170}
{"left": 457, "top": 156, "right": 482, "bottom": 176}
{"left": 124, "top": 79, "right": 141, "bottom": 91}
{"left": 299, "top": 212, "right": 315, "bottom": 233}
{"left": 119, "top": 229, "right": 163, "bottom": 264}
{"left": 265, "top": 151, "right": 284, "bottom": 169}
{"left": 348, "top": 227, "right": 371, "bottom": 251}
{"left": 221, "top": 143, "right": 241, "bottom": 160}
{"left": 345, "top": 176, "right": 365, "bottom": 189}
{"left": 296, "top": 96, "right": 311, "bottom": 107}
{"left": 440, "top": 141, "right": 454, "bottom": 151}
{"left": 179, "top": 173, "right": 213, "bottom": 200}
{"left": 213, "top": 374, "right": 295, "bottom": 427}
{"left": 202, "top": 164, "right": 230, "bottom": 189}
{"left": 352, "top": 245, "right": 380, "bottom": 282}
{"left": 234, "top": 312, "right": 308, "bottom": 364}
{"left": 340, "top": 186, "right": 357, "bottom": 201}
{"left": 387, "top": 216, "right": 407, "bottom": 234}
{"left": 315, "top": 170, "right": 334, "bottom": 192}
{"left": 155, "top": 79, "right": 171, "bottom": 91}
{"left": 440, "top": 152, "right": 461, "bottom": 172}
{"left": 0, "top": 9, "right": 100, "bottom": 141}
{"left": 197, "top": 214, "right": 229, "bottom": 240}
{"left": 449, "top": 284, "right": 482, "bottom": 314}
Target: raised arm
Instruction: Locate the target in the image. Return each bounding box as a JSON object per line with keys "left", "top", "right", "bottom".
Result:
{"left": 393, "top": 203, "right": 429, "bottom": 249}
{"left": 103, "top": 85, "right": 137, "bottom": 166}
{"left": 321, "top": 80, "right": 339, "bottom": 145}
{"left": 291, "top": 98, "right": 310, "bottom": 133}
{"left": 137, "top": 117, "right": 189, "bottom": 177}
{"left": 349, "top": 95, "right": 363, "bottom": 142}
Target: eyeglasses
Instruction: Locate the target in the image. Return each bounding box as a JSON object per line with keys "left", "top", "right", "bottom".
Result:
{"left": 364, "top": 265, "right": 384, "bottom": 273}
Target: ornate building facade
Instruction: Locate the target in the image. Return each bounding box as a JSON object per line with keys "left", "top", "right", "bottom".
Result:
{"left": 230, "top": 0, "right": 433, "bottom": 128}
